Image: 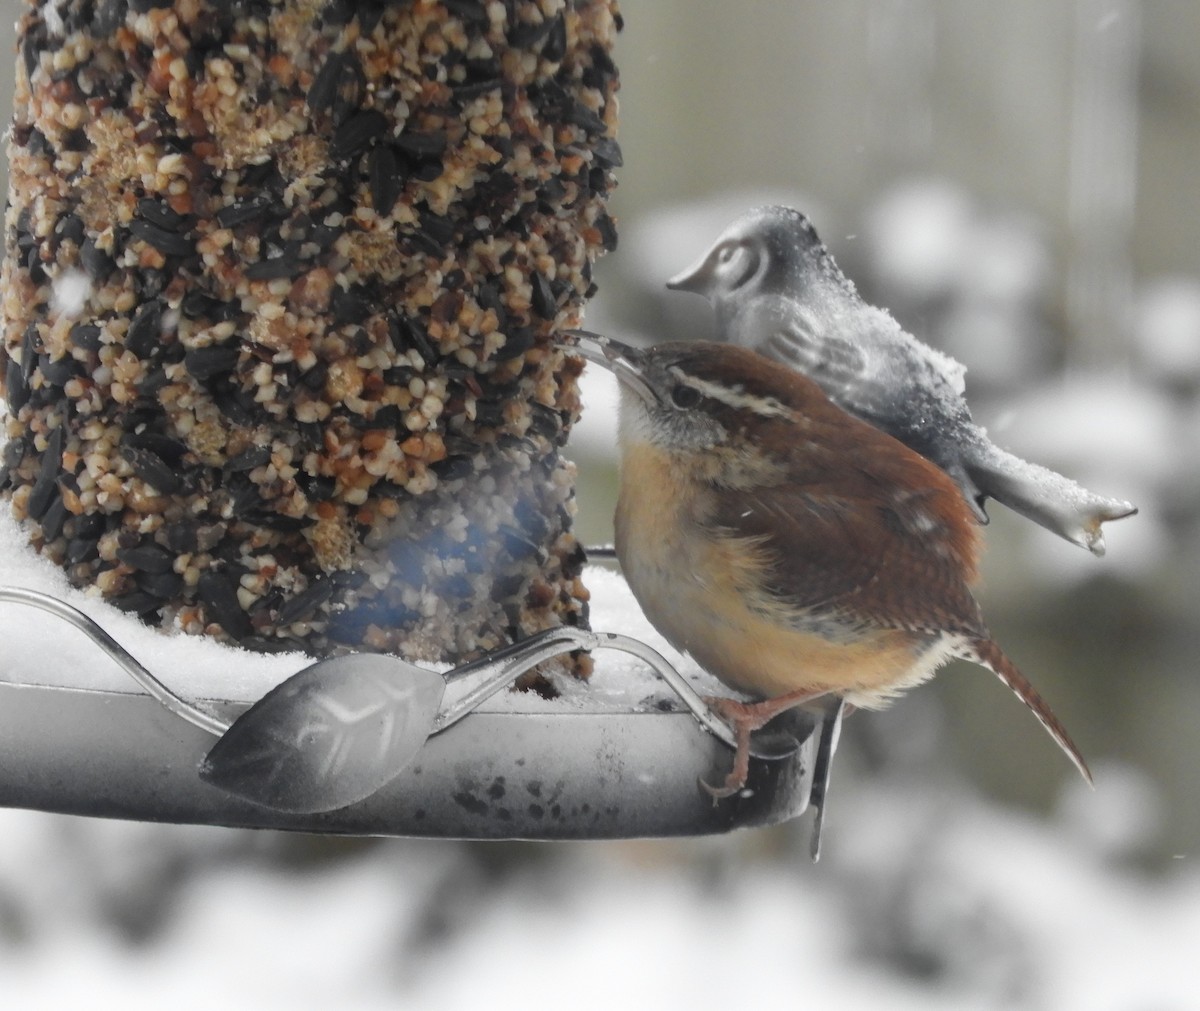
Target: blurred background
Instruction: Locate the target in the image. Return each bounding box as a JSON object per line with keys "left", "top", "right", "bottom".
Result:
{"left": 2, "top": 1, "right": 1199, "bottom": 1007}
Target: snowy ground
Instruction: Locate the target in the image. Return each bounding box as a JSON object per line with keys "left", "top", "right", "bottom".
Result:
{"left": 1, "top": 771, "right": 1197, "bottom": 1011}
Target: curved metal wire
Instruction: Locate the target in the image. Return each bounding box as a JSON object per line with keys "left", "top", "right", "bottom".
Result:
{"left": 0, "top": 585, "right": 793, "bottom": 761}
{"left": 430, "top": 626, "right": 793, "bottom": 759}
{"left": 0, "top": 586, "right": 229, "bottom": 736}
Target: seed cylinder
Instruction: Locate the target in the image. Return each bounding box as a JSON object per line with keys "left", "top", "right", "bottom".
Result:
{"left": 0, "top": 0, "right": 621, "bottom": 665}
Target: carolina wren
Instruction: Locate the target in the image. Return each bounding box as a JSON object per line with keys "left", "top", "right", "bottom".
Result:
{"left": 568, "top": 331, "right": 1091, "bottom": 798}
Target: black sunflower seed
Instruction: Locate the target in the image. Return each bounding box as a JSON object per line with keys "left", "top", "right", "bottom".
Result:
{"left": 212, "top": 387, "right": 256, "bottom": 426}
{"left": 20, "top": 323, "right": 41, "bottom": 381}
{"left": 419, "top": 211, "right": 455, "bottom": 247}
{"left": 331, "top": 108, "right": 388, "bottom": 160}
{"left": 244, "top": 252, "right": 303, "bottom": 280}
{"left": 71, "top": 511, "right": 106, "bottom": 539}
{"left": 528, "top": 403, "right": 563, "bottom": 441}
{"left": 248, "top": 512, "right": 314, "bottom": 533}
{"left": 165, "top": 521, "right": 198, "bottom": 554}
{"left": 410, "top": 159, "right": 444, "bottom": 183}
{"left": 475, "top": 281, "right": 507, "bottom": 321}
{"left": 185, "top": 344, "right": 240, "bottom": 383}
{"left": 181, "top": 290, "right": 238, "bottom": 321}
{"left": 226, "top": 445, "right": 271, "bottom": 472}
{"left": 299, "top": 360, "right": 328, "bottom": 392}
{"left": 123, "top": 431, "right": 188, "bottom": 464}
{"left": 39, "top": 353, "right": 85, "bottom": 387}
{"left": 410, "top": 229, "right": 443, "bottom": 257}
{"left": 490, "top": 572, "right": 526, "bottom": 601}
{"left": 453, "top": 77, "right": 502, "bottom": 101}
{"left": 26, "top": 249, "right": 47, "bottom": 285}
{"left": 515, "top": 499, "right": 551, "bottom": 542}
{"left": 137, "top": 568, "right": 184, "bottom": 600}
{"left": 320, "top": 0, "right": 356, "bottom": 27}
{"left": 509, "top": 16, "right": 555, "bottom": 49}
{"left": 238, "top": 634, "right": 306, "bottom": 655}
{"left": 388, "top": 312, "right": 437, "bottom": 363}
{"left": 307, "top": 50, "right": 358, "bottom": 116}
{"left": 121, "top": 444, "right": 183, "bottom": 494}
{"left": 136, "top": 197, "right": 187, "bottom": 231}
{"left": 3, "top": 437, "right": 26, "bottom": 472}
{"left": 240, "top": 158, "right": 285, "bottom": 192}
{"left": 368, "top": 144, "right": 401, "bottom": 215}
{"left": 91, "top": 0, "right": 127, "bottom": 33}
{"left": 112, "top": 591, "right": 163, "bottom": 618}
{"left": 298, "top": 472, "right": 337, "bottom": 502}
{"left": 129, "top": 218, "right": 194, "bottom": 257}
{"left": 138, "top": 368, "right": 172, "bottom": 397}
{"left": 276, "top": 577, "right": 336, "bottom": 625}
{"left": 41, "top": 496, "right": 68, "bottom": 542}
{"left": 441, "top": 0, "right": 487, "bottom": 24}
{"left": 493, "top": 327, "right": 536, "bottom": 361}
{"left": 27, "top": 427, "right": 64, "bottom": 522}
{"left": 126, "top": 299, "right": 165, "bottom": 358}
{"left": 326, "top": 598, "right": 418, "bottom": 645}
{"left": 5, "top": 359, "right": 30, "bottom": 413}
{"left": 215, "top": 194, "right": 274, "bottom": 228}
{"left": 117, "top": 542, "right": 175, "bottom": 575}
{"left": 433, "top": 456, "right": 474, "bottom": 482}
{"left": 357, "top": 1, "right": 386, "bottom": 34}
{"left": 592, "top": 136, "right": 623, "bottom": 168}
{"left": 368, "top": 479, "right": 401, "bottom": 500}
{"left": 70, "top": 322, "right": 103, "bottom": 352}
{"left": 224, "top": 475, "right": 262, "bottom": 514}
{"left": 21, "top": 30, "right": 40, "bottom": 81}
{"left": 56, "top": 213, "right": 86, "bottom": 247}
{"left": 295, "top": 410, "right": 324, "bottom": 449}
{"left": 566, "top": 101, "right": 607, "bottom": 135}
{"left": 197, "top": 570, "right": 253, "bottom": 640}
{"left": 79, "top": 237, "right": 115, "bottom": 281}
{"left": 473, "top": 399, "right": 506, "bottom": 427}
{"left": 595, "top": 210, "right": 618, "bottom": 251}
{"left": 371, "top": 404, "right": 403, "bottom": 430}
{"left": 530, "top": 272, "right": 557, "bottom": 319}
{"left": 308, "top": 222, "right": 342, "bottom": 251}
{"left": 543, "top": 14, "right": 567, "bottom": 62}
{"left": 394, "top": 130, "right": 446, "bottom": 160}
{"left": 67, "top": 535, "right": 100, "bottom": 565}
{"left": 331, "top": 285, "right": 374, "bottom": 326}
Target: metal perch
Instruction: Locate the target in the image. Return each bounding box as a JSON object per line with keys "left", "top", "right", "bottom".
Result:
{"left": 0, "top": 586, "right": 830, "bottom": 843}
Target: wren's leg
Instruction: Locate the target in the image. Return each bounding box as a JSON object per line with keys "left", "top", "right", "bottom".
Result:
{"left": 701, "top": 688, "right": 832, "bottom": 799}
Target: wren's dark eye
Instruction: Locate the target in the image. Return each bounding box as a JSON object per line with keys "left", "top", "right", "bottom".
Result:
{"left": 670, "top": 383, "right": 702, "bottom": 409}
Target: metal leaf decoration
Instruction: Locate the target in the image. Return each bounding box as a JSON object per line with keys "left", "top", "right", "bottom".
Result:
{"left": 200, "top": 653, "right": 447, "bottom": 814}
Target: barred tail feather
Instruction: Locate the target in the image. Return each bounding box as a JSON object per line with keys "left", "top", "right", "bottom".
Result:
{"left": 969, "top": 638, "right": 1093, "bottom": 786}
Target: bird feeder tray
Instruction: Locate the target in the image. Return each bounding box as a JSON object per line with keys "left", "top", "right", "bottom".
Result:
{"left": 0, "top": 583, "right": 829, "bottom": 842}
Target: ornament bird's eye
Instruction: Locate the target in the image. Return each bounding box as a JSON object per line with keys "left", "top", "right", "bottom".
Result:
{"left": 712, "top": 241, "right": 760, "bottom": 291}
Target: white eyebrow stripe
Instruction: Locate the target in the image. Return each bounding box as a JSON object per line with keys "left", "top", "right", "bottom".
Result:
{"left": 668, "top": 367, "right": 795, "bottom": 419}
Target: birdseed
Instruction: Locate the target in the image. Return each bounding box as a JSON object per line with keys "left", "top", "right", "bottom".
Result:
{"left": 1, "top": 0, "right": 621, "bottom": 671}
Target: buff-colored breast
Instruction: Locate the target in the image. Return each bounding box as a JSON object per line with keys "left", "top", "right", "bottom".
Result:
{"left": 614, "top": 442, "right": 931, "bottom": 705}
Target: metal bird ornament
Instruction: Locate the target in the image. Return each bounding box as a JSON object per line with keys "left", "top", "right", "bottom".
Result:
{"left": 667, "top": 205, "right": 1136, "bottom": 555}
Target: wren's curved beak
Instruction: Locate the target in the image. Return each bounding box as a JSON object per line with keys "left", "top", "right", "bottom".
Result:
{"left": 561, "top": 330, "right": 659, "bottom": 406}
{"left": 665, "top": 248, "right": 716, "bottom": 295}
